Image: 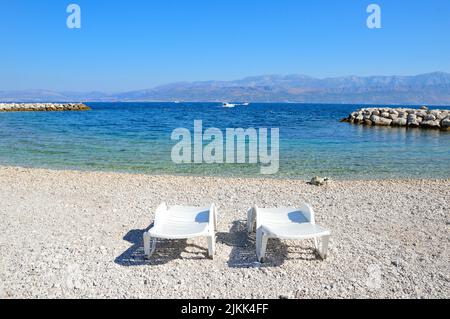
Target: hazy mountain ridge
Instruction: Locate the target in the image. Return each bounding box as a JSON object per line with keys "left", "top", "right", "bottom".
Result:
{"left": 1, "top": 72, "right": 450, "bottom": 105}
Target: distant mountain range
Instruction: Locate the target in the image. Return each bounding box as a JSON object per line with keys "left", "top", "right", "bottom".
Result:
{"left": 2, "top": 72, "right": 450, "bottom": 105}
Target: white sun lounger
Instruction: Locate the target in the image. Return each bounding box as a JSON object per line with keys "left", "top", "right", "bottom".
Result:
{"left": 247, "top": 204, "right": 331, "bottom": 262}
{"left": 143, "top": 203, "right": 217, "bottom": 259}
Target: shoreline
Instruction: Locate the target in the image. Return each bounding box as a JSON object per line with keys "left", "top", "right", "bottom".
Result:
{"left": 0, "top": 166, "right": 448, "bottom": 298}
{"left": 1, "top": 165, "right": 449, "bottom": 183}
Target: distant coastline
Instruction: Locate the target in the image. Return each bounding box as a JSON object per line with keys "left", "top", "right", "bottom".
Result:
{"left": 1, "top": 72, "right": 450, "bottom": 105}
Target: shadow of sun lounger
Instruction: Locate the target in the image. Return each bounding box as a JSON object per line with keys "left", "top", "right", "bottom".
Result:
{"left": 217, "top": 220, "right": 289, "bottom": 268}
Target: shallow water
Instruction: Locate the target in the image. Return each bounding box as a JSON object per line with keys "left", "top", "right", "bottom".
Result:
{"left": 0, "top": 102, "right": 449, "bottom": 179}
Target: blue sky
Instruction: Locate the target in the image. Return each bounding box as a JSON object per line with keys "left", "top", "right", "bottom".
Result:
{"left": 1, "top": 0, "right": 449, "bottom": 91}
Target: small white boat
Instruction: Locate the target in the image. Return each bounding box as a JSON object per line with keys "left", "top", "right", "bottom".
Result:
{"left": 242, "top": 102, "right": 250, "bottom": 106}
{"left": 223, "top": 102, "right": 236, "bottom": 108}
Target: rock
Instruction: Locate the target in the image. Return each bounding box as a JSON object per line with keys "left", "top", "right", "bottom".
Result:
{"left": 0, "top": 103, "right": 90, "bottom": 112}
{"left": 416, "top": 111, "right": 428, "bottom": 118}
{"left": 392, "top": 118, "right": 407, "bottom": 127}
{"left": 309, "top": 176, "right": 330, "bottom": 186}
{"left": 420, "top": 106, "right": 429, "bottom": 110}
{"left": 408, "top": 121, "right": 420, "bottom": 128}
{"left": 424, "top": 114, "right": 436, "bottom": 121}
{"left": 343, "top": 107, "right": 450, "bottom": 130}
{"left": 430, "top": 110, "right": 441, "bottom": 117}
{"left": 436, "top": 112, "right": 447, "bottom": 120}
{"left": 441, "top": 118, "right": 450, "bottom": 130}
{"left": 407, "top": 114, "right": 420, "bottom": 127}
{"left": 355, "top": 115, "right": 364, "bottom": 123}
{"left": 420, "top": 120, "right": 441, "bottom": 129}
{"left": 370, "top": 115, "right": 392, "bottom": 126}
{"left": 389, "top": 113, "right": 399, "bottom": 120}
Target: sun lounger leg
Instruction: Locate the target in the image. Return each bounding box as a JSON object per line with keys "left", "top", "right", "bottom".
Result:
{"left": 247, "top": 208, "right": 256, "bottom": 233}
{"left": 256, "top": 229, "right": 269, "bottom": 262}
{"left": 207, "top": 235, "right": 215, "bottom": 259}
{"left": 318, "top": 235, "right": 330, "bottom": 260}
{"left": 143, "top": 232, "right": 157, "bottom": 259}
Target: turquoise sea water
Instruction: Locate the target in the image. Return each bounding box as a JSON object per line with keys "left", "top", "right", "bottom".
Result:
{"left": 0, "top": 102, "right": 449, "bottom": 179}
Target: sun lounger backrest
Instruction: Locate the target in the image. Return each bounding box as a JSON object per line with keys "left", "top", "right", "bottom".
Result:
{"left": 299, "top": 203, "right": 315, "bottom": 224}
{"left": 209, "top": 203, "right": 217, "bottom": 230}
{"left": 154, "top": 202, "right": 168, "bottom": 226}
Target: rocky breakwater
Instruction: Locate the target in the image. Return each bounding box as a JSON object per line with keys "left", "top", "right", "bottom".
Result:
{"left": 0, "top": 103, "right": 91, "bottom": 112}
{"left": 341, "top": 107, "right": 450, "bottom": 131}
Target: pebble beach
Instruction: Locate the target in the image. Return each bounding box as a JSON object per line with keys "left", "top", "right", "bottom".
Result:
{"left": 0, "top": 166, "right": 448, "bottom": 299}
